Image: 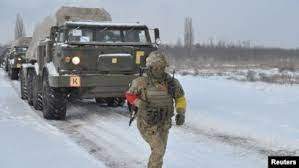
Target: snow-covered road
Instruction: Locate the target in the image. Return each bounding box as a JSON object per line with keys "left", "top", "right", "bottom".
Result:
{"left": 0, "top": 70, "right": 106, "bottom": 168}
{"left": 1, "top": 68, "right": 298, "bottom": 168}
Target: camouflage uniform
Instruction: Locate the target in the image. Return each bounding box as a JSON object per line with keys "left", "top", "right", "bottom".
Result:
{"left": 126, "top": 51, "right": 186, "bottom": 168}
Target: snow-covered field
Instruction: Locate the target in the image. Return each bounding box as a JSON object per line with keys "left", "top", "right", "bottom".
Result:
{"left": 180, "top": 76, "right": 299, "bottom": 153}
{"left": 0, "top": 68, "right": 298, "bottom": 168}
{"left": 177, "top": 68, "right": 299, "bottom": 84}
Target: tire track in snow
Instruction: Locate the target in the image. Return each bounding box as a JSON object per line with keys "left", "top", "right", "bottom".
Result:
{"left": 65, "top": 99, "right": 299, "bottom": 159}
{"left": 24, "top": 100, "right": 143, "bottom": 168}
{"left": 181, "top": 125, "right": 299, "bottom": 157}
{"left": 71, "top": 99, "right": 299, "bottom": 158}
{"left": 5, "top": 72, "right": 141, "bottom": 168}
{"left": 75, "top": 101, "right": 299, "bottom": 158}
{"left": 55, "top": 101, "right": 145, "bottom": 168}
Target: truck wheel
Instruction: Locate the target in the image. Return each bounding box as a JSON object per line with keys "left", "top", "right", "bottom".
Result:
{"left": 27, "top": 70, "right": 34, "bottom": 106}
{"left": 32, "top": 73, "right": 43, "bottom": 110}
{"left": 20, "top": 70, "right": 28, "bottom": 100}
{"left": 42, "top": 73, "right": 67, "bottom": 120}
{"left": 4, "top": 63, "right": 8, "bottom": 72}
{"left": 8, "top": 66, "right": 11, "bottom": 76}
{"left": 10, "top": 69, "right": 19, "bottom": 80}
{"left": 107, "top": 97, "right": 125, "bottom": 107}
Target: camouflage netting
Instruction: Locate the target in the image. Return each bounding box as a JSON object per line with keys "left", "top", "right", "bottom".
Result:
{"left": 26, "top": 6, "right": 112, "bottom": 60}
{"left": 55, "top": 6, "right": 112, "bottom": 26}
{"left": 26, "top": 16, "right": 55, "bottom": 60}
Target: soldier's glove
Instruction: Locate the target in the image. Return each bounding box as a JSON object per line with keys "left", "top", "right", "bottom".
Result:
{"left": 175, "top": 113, "right": 185, "bottom": 126}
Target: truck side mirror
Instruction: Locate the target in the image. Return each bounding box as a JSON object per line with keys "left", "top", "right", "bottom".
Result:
{"left": 154, "top": 28, "right": 161, "bottom": 45}
{"left": 50, "top": 26, "right": 58, "bottom": 41}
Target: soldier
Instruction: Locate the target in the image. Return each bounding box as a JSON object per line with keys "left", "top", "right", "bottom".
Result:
{"left": 126, "top": 51, "right": 187, "bottom": 168}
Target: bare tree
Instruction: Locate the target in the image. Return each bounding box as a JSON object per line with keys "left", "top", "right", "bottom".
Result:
{"left": 184, "top": 17, "right": 194, "bottom": 55}
{"left": 208, "top": 37, "right": 214, "bottom": 48}
{"left": 15, "top": 13, "right": 26, "bottom": 40}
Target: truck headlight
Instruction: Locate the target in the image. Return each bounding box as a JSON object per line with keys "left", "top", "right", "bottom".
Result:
{"left": 72, "top": 56, "right": 80, "bottom": 65}
{"left": 17, "top": 58, "right": 22, "bottom": 61}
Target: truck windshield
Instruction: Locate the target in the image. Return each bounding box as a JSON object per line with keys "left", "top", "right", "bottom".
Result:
{"left": 15, "top": 47, "right": 28, "bottom": 53}
{"left": 67, "top": 27, "right": 150, "bottom": 44}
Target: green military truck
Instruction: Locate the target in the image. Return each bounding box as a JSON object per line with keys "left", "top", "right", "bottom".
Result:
{"left": 5, "top": 37, "right": 32, "bottom": 80}
{"left": 20, "top": 7, "right": 160, "bottom": 120}
{"left": 1, "top": 47, "right": 9, "bottom": 68}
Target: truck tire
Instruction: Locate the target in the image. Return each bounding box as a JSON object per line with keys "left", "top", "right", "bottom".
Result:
{"left": 27, "top": 70, "right": 34, "bottom": 106}
{"left": 4, "top": 62, "right": 8, "bottom": 72}
{"left": 7, "top": 66, "right": 11, "bottom": 76}
{"left": 42, "top": 72, "right": 67, "bottom": 120}
{"left": 32, "top": 73, "right": 43, "bottom": 110}
{"left": 10, "top": 68, "right": 19, "bottom": 80}
{"left": 20, "top": 70, "right": 28, "bottom": 100}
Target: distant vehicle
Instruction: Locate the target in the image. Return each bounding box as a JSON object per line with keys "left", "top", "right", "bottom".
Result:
{"left": 5, "top": 37, "right": 31, "bottom": 80}
{"left": 0, "top": 47, "right": 9, "bottom": 68}
{"left": 20, "top": 7, "right": 160, "bottom": 120}
{"left": 3, "top": 48, "right": 11, "bottom": 71}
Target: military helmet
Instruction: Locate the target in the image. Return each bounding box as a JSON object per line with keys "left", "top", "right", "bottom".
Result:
{"left": 146, "top": 51, "right": 168, "bottom": 68}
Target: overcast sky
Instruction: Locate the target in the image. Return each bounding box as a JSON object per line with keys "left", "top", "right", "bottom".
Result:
{"left": 0, "top": 0, "right": 298, "bottom": 48}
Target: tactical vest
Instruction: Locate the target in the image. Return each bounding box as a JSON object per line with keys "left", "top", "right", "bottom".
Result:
{"left": 141, "top": 78, "right": 174, "bottom": 125}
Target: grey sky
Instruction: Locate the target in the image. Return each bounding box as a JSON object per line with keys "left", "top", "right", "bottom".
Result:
{"left": 0, "top": 0, "right": 298, "bottom": 48}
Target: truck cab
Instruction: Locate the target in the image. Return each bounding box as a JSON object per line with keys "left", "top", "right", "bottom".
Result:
{"left": 6, "top": 46, "right": 28, "bottom": 79}
{"left": 52, "top": 21, "right": 158, "bottom": 75}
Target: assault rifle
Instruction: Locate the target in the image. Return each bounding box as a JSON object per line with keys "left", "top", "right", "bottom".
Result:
{"left": 128, "top": 98, "right": 151, "bottom": 126}
{"left": 129, "top": 106, "right": 137, "bottom": 126}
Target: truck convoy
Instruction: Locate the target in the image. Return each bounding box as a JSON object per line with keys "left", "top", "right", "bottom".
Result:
{"left": 4, "top": 37, "right": 32, "bottom": 80}
{"left": 20, "top": 6, "right": 160, "bottom": 120}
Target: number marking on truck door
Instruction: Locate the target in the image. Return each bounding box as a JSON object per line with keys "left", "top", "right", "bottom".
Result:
{"left": 136, "top": 51, "right": 144, "bottom": 64}
{"left": 70, "top": 76, "right": 81, "bottom": 87}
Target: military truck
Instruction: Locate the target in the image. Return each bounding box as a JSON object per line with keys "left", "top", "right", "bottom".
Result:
{"left": 5, "top": 37, "right": 32, "bottom": 80}
{"left": 20, "top": 7, "right": 160, "bottom": 120}
{"left": 0, "top": 47, "right": 9, "bottom": 68}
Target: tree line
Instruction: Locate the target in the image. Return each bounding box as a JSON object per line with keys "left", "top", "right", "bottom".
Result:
{"left": 162, "top": 17, "right": 299, "bottom": 70}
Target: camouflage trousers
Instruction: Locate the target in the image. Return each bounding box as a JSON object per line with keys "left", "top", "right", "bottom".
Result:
{"left": 137, "top": 117, "right": 171, "bottom": 168}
